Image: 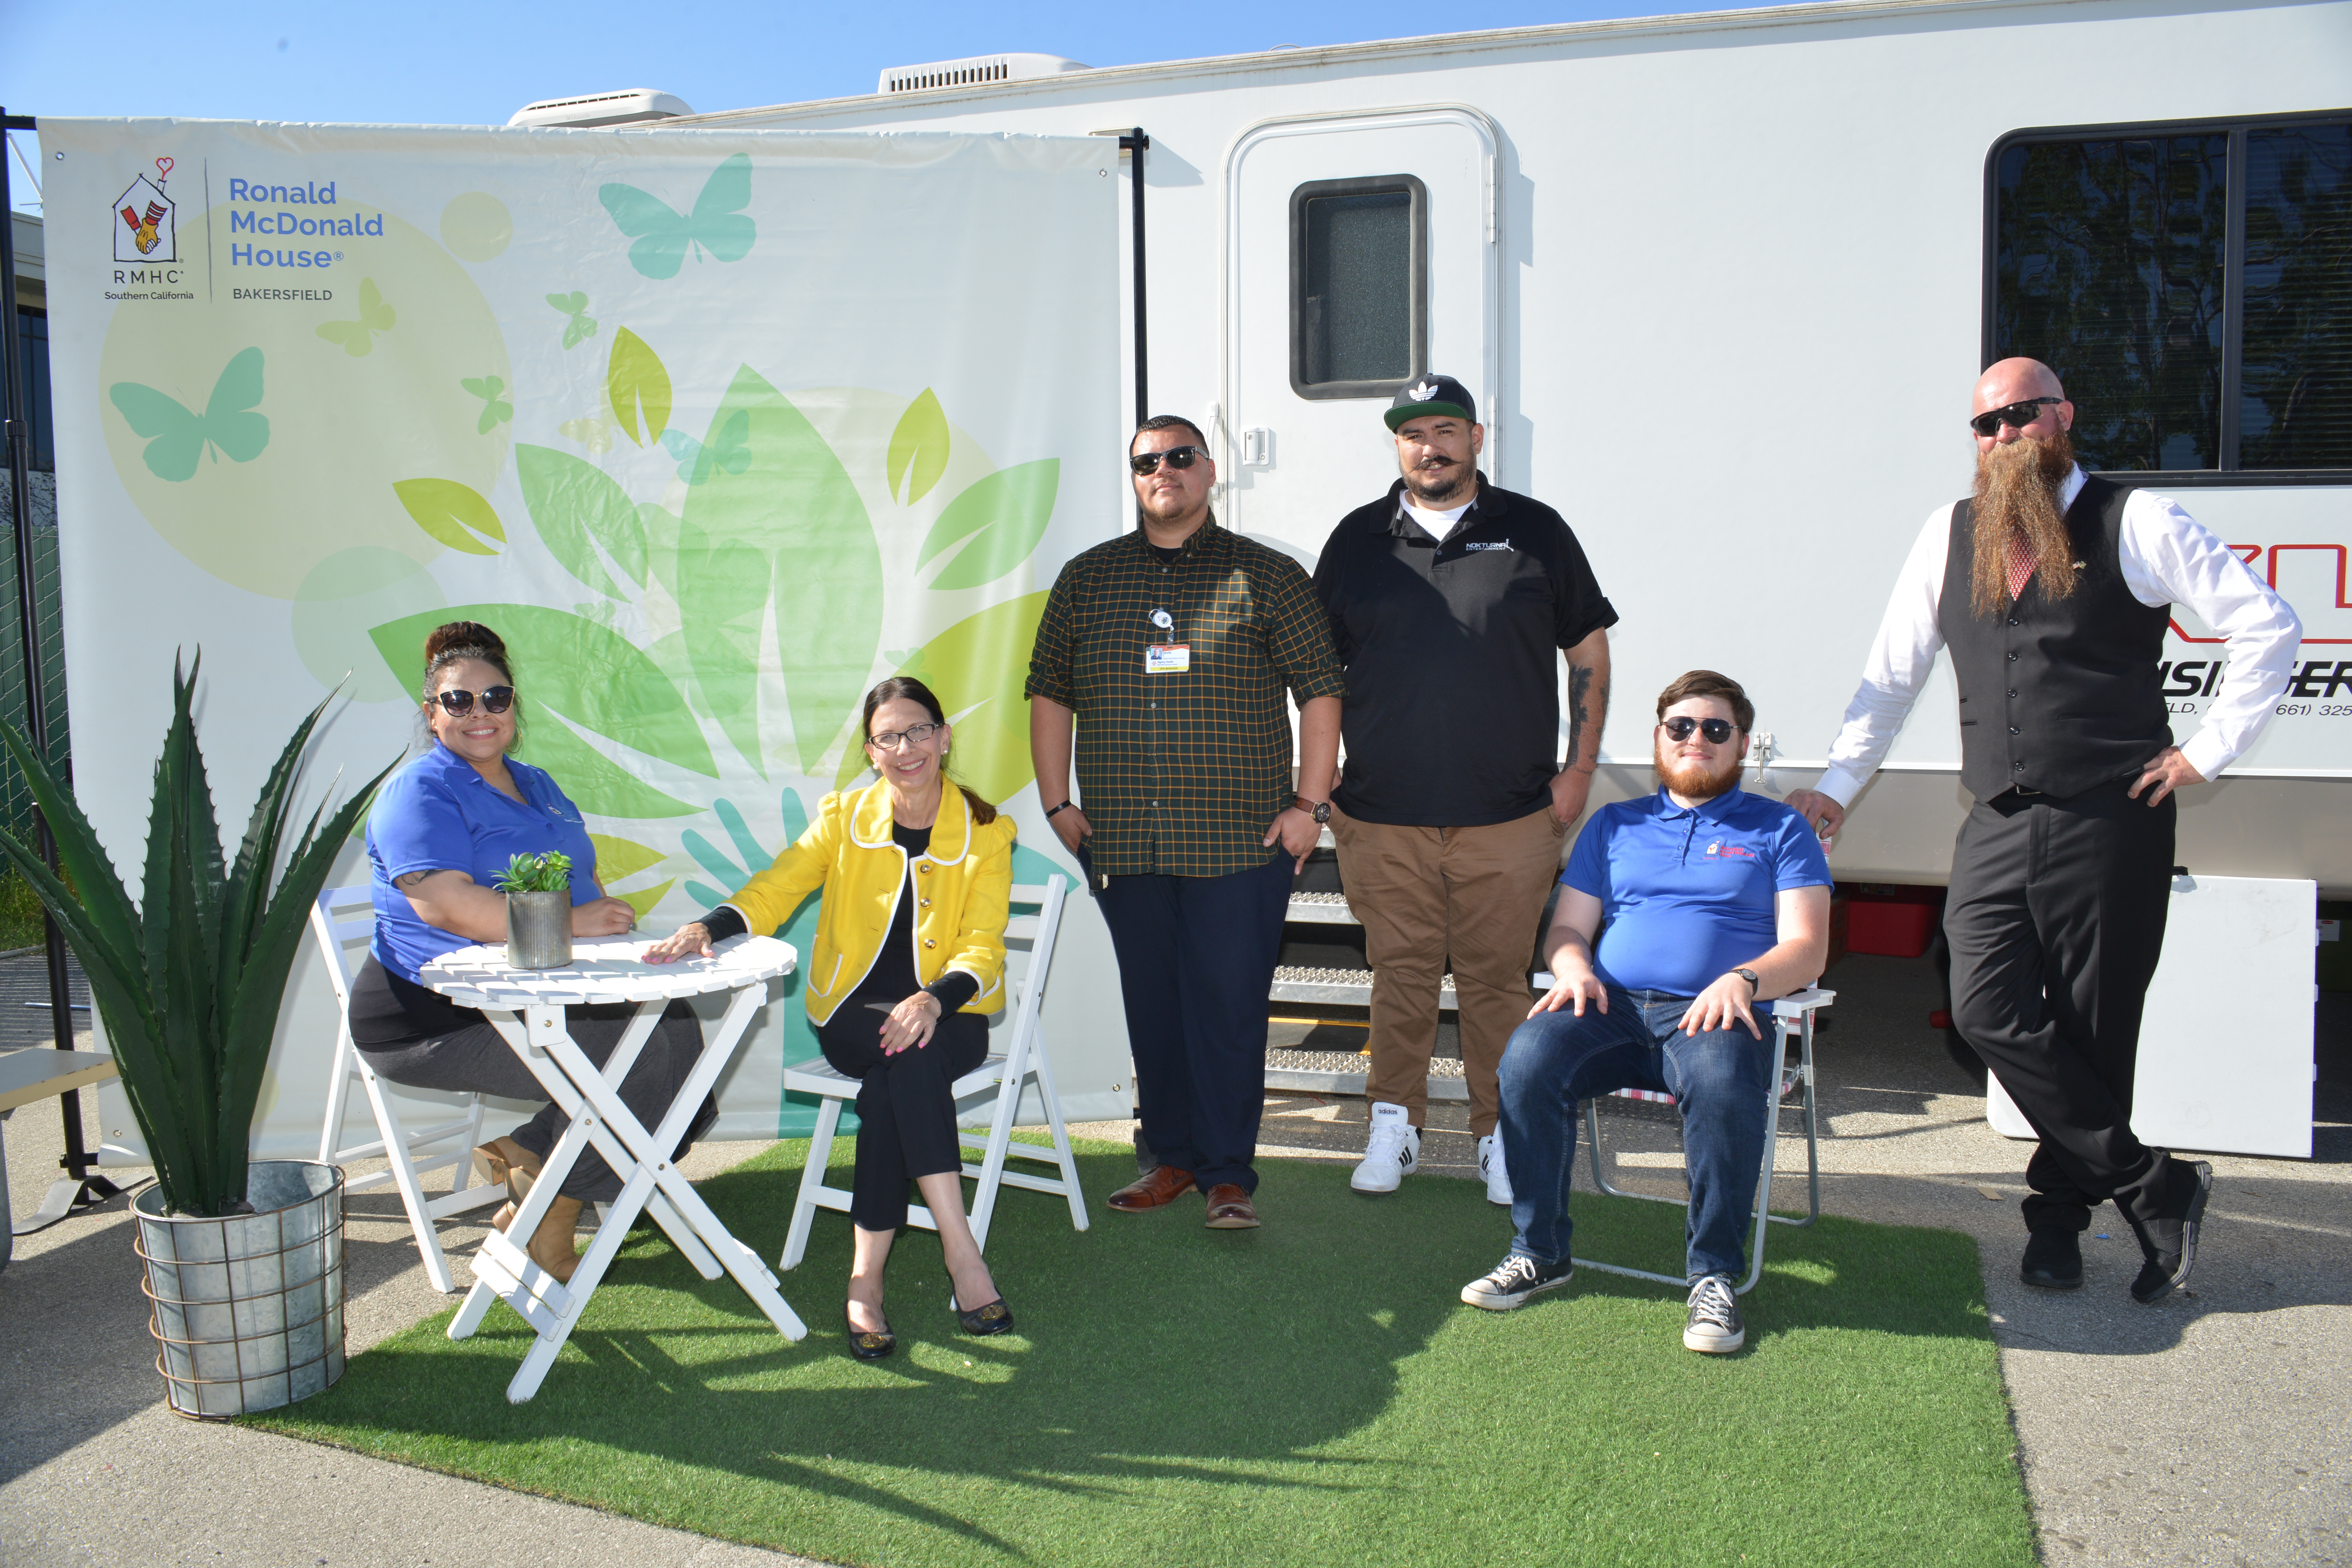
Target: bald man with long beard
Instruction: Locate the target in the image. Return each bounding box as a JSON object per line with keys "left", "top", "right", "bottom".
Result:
{"left": 1784, "top": 360, "right": 2301, "bottom": 1304}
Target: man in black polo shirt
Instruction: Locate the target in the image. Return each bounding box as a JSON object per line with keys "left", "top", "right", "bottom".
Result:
{"left": 1313, "top": 375, "right": 1617, "bottom": 1204}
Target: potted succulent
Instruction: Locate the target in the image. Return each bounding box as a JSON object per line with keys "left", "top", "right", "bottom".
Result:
{"left": 496, "top": 850, "right": 574, "bottom": 969}
{"left": 0, "top": 654, "right": 392, "bottom": 1417}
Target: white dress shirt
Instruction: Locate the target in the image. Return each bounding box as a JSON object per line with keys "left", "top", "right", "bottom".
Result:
{"left": 1817, "top": 466, "right": 2302, "bottom": 805}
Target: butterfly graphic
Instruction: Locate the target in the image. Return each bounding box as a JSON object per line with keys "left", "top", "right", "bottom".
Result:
{"left": 461, "top": 375, "right": 513, "bottom": 435}
{"left": 560, "top": 411, "right": 617, "bottom": 455}
{"left": 108, "top": 348, "right": 270, "bottom": 481}
{"left": 598, "top": 155, "right": 755, "bottom": 281}
{"left": 314, "top": 278, "right": 395, "bottom": 357}
{"left": 546, "top": 291, "right": 597, "bottom": 349}
{"left": 659, "top": 409, "right": 751, "bottom": 485}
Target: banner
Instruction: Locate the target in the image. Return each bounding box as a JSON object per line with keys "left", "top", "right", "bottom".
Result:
{"left": 36, "top": 118, "right": 1131, "bottom": 1159}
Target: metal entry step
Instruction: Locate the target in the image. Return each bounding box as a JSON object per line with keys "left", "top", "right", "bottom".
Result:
{"left": 1270, "top": 965, "right": 1456, "bottom": 1010}
{"left": 1264, "top": 1047, "right": 1467, "bottom": 1100}
{"left": 1286, "top": 891, "right": 1360, "bottom": 925}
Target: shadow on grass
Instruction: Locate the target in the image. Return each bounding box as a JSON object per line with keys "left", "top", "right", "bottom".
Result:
{"left": 247, "top": 1140, "right": 2032, "bottom": 1568}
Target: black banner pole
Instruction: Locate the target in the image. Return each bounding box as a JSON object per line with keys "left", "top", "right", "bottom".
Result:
{"left": 1120, "top": 128, "right": 1148, "bottom": 426}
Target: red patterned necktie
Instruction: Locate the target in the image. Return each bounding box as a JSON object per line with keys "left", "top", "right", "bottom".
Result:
{"left": 2005, "top": 534, "right": 2036, "bottom": 601}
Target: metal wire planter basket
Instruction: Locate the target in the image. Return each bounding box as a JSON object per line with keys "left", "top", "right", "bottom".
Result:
{"left": 132, "top": 1160, "right": 347, "bottom": 1419}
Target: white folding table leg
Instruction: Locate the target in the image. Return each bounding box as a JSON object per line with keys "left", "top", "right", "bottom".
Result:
{"left": 504, "top": 1160, "right": 664, "bottom": 1404}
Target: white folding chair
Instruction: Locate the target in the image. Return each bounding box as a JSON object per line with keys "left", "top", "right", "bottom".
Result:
{"left": 1530, "top": 978, "right": 1832, "bottom": 1297}
{"left": 311, "top": 885, "right": 506, "bottom": 1293}
{"left": 780, "top": 873, "right": 1090, "bottom": 1270}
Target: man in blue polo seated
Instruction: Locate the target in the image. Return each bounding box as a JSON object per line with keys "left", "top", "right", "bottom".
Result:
{"left": 1461, "top": 670, "right": 1832, "bottom": 1354}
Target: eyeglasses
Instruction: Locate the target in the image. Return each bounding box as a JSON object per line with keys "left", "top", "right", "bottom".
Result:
{"left": 868, "top": 721, "right": 945, "bottom": 751}
{"left": 435, "top": 685, "right": 515, "bottom": 717}
{"left": 1661, "top": 716, "right": 1737, "bottom": 744}
{"left": 1128, "top": 445, "right": 1208, "bottom": 476}
{"left": 1969, "top": 397, "right": 2063, "bottom": 438}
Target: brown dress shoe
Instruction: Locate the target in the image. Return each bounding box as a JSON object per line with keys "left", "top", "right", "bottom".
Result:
{"left": 1107, "top": 1165, "right": 1196, "bottom": 1211}
{"left": 1204, "top": 1183, "right": 1260, "bottom": 1229}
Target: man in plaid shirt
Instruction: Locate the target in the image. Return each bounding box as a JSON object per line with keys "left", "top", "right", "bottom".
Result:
{"left": 1028, "top": 415, "right": 1345, "bottom": 1230}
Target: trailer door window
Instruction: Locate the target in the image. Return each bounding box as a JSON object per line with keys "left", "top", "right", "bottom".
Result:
{"left": 1291, "top": 175, "right": 1427, "bottom": 399}
{"left": 1989, "top": 114, "right": 2349, "bottom": 480}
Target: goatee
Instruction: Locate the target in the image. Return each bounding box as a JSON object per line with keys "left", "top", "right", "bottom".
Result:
{"left": 1403, "top": 459, "right": 1472, "bottom": 507}
{"left": 1971, "top": 429, "right": 2078, "bottom": 616}
{"left": 1655, "top": 747, "right": 1741, "bottom": 802}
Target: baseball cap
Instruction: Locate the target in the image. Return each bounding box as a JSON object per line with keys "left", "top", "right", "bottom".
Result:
{"left": 1385, "top": 373, "right": 1476, "bottom": 431}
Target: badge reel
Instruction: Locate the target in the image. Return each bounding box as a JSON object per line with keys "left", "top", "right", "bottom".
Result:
{"left": 1145, "top": 608, "right": 1189, "bottom": 674}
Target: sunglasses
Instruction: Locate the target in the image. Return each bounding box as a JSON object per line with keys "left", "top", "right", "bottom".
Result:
{"left": 1661, "top": 716, "right": 1737, "bottom": 744}
{"left": 1969, "top": 397, "right": 2063, "bottom": 438}
{"left": 1128, "top": 445, "right": 1208, "bottom": 476}
{"left": 434, "top": 685, "right": 515, "bottom": 717}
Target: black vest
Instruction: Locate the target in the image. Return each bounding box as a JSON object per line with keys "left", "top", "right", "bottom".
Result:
{"left": 1940, "top": 474, "right": 2173, "bottom": 801}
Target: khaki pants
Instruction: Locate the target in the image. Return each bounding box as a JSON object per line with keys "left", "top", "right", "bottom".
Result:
{"left": 1330, "top": 802, "right": 1566, "bottom": 1135}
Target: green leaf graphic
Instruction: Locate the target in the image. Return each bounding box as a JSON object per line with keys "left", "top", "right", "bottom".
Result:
{"left": 838, "top": 591, "right": 1049, "bottom": 806}
{"left": 588, "top": 833, "right": 668, "bottom": 883}
{"left": 607, "top": 327, "right": 672, "bottom": 449}
{"left": 886, "top": 388, "right": 949, "bottom": 504}
{"left": 677, "top": 367, "right": 882, "bottom": 774}
{"left": 109, "top": 348, "right": 269, "bottom": 481}
{"left": 371, "top": 603, "right": 719, "bottom": 781}
{"left": 918, "top": 459, "right": 1060, "bottom": 591}
{"left": 515, "top": 444, "right": 644, "bottom": 597}
{"left": 393, "top": 478, "right": 504, "bottom": 556}
{"left": 506, "top": 703, "right": 701, "bottom": 819}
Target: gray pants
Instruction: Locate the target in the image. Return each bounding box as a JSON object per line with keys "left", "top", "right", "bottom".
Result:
{"left": 358, "top": 1000, "right": 706, "bottom": 1202}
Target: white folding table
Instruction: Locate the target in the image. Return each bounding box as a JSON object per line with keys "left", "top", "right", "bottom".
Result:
{"left": 418, "top": 935, "right": 805, "bottom": 1403}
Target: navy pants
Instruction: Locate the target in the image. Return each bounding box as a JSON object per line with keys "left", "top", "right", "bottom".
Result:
{"left": 1097, "top": 852, "right": 1293, "bottom": 1193}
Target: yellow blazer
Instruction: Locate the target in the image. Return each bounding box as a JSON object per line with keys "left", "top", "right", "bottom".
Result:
{"left": 721, "top": 781, "right": 1014, "bottom": 1026}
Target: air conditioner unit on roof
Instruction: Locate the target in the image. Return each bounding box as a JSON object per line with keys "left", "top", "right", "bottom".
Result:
{"left": 508, "top": 89, "right": 694, "bottom": 129}
{"left": 877, "top": 53, "right": 1089, "bottom": 95}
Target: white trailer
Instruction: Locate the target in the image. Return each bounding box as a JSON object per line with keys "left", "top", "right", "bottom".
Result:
{"left": 665, "top": 0, "right": 2352, "bottom": 892}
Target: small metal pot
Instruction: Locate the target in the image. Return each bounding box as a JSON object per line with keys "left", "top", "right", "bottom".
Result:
{"left": 506, "top": 890, "right": 574, "bottom": 969}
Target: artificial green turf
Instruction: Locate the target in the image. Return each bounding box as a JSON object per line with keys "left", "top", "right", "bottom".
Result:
{"left": 251, "top": 1139, "right": 2034, "bottom": 1568}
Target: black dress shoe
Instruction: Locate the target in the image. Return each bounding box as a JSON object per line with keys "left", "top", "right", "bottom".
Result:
{"left": 957, "top": 1297, "right": 1014, "bottom": 1336}
{"left": 846, "top": 1309, "right": 896, "bottom": 1361}
{"left": 2131, "top": 1159, "right": 2213, "bottom": 1304}
{"left": 2020, "top": 1228, "right": 2083, "bottom": 1289}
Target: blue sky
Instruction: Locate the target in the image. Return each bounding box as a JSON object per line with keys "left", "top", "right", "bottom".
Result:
{"left": 4, "top": 1, "right": 1666, "bottom": 213}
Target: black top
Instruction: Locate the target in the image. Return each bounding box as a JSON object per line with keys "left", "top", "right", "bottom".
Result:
{"left": 1313, "top": 476, "right": 1618, "bottom": 826}
{"left": 697, "top": 821, "right": 978, "bottom": 1015}
{"left": 1940, "top": 474, "right": 2174, "bottom": 801}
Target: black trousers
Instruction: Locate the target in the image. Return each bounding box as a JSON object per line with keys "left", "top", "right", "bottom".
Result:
{"left": 818, "top": 1004, "right": 990, "bottom": 1232}
{"left": 1945, "top": 778, "right": 2184, "bottom": 1233}
{"left": 359, "top": 999, "right": 706, "bottom": 1203}
{"left": 1096, "top": 852, "right": 1293, "bottom": 1194}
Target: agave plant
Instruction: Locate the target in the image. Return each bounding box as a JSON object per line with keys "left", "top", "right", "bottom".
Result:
{"left": 0, "top": 654, "right": 394, "bottom": 1216}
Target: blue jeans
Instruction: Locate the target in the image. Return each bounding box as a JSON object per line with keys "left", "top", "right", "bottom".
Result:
{"left": 1497, "top": 983, "right": 1774, "bottom": 1281}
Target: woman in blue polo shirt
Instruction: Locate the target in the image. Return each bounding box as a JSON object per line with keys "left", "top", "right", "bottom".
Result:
{"left": 347, "top": 621, "right": 711, "bottom": 1283}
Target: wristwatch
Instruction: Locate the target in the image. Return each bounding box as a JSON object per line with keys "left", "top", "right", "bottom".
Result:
{"left": 1292, "top": 795, "right": 1332, "bottom": 824}
{"left": 1732, "top": 968, "right": 1760, "bottom": 992}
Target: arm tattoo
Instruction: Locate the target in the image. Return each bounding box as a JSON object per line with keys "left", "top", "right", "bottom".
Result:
{"left": 1565, "top": 664, "right": 1605, "bottom": 770}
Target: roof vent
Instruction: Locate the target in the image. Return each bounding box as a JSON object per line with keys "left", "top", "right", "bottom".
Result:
{"left": 877, "top": 53, "right": 1088, "bottom": 95}
{"left": 508, "top": 89, "right": 695, "bottom": 129}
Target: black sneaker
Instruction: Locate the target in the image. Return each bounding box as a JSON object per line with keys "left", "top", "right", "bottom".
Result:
{"left": 1684, "top": 1273, "right": 1745, "bottom": 1353}
{"left": 1460, "top": 1253, "right": 1574, "bottom": 1311}
{"left": 2131, "top": 1159, "right": 2213, "bottom": 1304}
{"left": 2020, "top": 1228, "right": 2084, "bottom": 1290}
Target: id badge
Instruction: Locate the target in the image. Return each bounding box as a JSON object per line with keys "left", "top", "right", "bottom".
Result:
{"left": 1144, "top": 643, "right": 1191, "bottom": 674}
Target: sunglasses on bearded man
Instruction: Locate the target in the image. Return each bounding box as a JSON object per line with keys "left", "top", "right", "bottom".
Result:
{"left": 1969, "top": 397, "right": 2064, "bottom": 438}
{"left": 1128, "top": 445, "right": 1209, "bottom": 476}
{"left": 1661, "top": 716, "right": 1738, "bottom": 744}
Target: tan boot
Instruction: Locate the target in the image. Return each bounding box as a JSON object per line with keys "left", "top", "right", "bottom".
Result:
{"left": 526, "top": 1195, "right": 585, "bottom": 1283}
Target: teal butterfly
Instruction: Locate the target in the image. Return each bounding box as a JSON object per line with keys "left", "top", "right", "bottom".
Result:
{"left": 108, "top": 348, "right": 270, "bottom": 481}
{"left": 546, "top": 291, "right": 597, "bottom": 349}
{"left": 461, "top": 375, "right": 513, "bottom": 435}
{"left": 597, "top": 155, "right": 755, "bottom": 280}
{"left": 659, "top": 410, "right": 751, "bottom": 485}
{"left": 315, "top": 278, "right": 395, "bottom": 356}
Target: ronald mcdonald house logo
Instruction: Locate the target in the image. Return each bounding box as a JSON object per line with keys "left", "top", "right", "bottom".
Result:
{"left": 113, "top": 161, "right": 177, "bottom": 264}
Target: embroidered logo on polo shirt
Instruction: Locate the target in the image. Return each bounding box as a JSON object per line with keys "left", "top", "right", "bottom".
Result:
{"left": 1703, "top": 839, "right": 1756, "bottom": 859}
{"left": 1463, "top": 541, "right": 1512, "bottom": 553}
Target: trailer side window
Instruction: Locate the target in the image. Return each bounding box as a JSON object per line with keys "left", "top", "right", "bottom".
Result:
{"left": 1291, "top": 175, "right": 1427, "bottom": 400}
{"left": 1989, "top": 114, "right": 2349, "bottom": 480}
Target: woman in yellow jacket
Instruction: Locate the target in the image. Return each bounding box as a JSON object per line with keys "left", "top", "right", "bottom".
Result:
{"left": 645, "top": 677, "right": 1016, "bottom": 1360}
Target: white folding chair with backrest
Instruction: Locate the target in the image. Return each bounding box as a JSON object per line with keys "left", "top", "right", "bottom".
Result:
{"left": 780, "top": 872, "right": 1090, "bottom": 1270}
{"left": 312, "top": 885, "right": 507, "bottom": 1293}
{"left": 1531, "top": 977, "right": 1832, "bottom": 1296}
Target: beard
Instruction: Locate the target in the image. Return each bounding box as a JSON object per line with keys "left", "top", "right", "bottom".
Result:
{"left": 1401, "top": 453, "right": 1473, "bottom": 506}
{"left": 1970, "top": 429, "right": 2078, "bottom": 615}
{"left": 1654, "top": 742, "right": 1741, "bottom": 802}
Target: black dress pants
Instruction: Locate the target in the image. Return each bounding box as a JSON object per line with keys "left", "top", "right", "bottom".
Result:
{"left": 1945, "top": 778, "right": 2185, "bottom": 1234}
{"left": 818, "top": 1005, "right": 990, "bottom": 1232}
{"left": 1095, "top": 852, "right": 1293, "bottom": 1194}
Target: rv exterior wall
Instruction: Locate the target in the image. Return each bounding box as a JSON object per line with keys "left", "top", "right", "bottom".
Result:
{"left": 691, "top": 0, "right": 2352, "bottom": 890}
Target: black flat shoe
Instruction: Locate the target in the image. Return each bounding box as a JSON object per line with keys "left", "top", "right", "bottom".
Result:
{"left": 846, "top": 1309, "right": 896, "bottom": 1361}
{"left": 2020, "top": 1228, "right": 2083, "bottom": 1290}
{"left": 957, "top": 1296, "right": 1014, "bottom": 1337}
{"left": 2131, "top": 1159, "right": 2213, "bottom": 1304}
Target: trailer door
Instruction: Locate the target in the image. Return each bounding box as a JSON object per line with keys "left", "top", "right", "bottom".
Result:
{"left": 1221, "top": 107, "right": 1498, "bottom": 562}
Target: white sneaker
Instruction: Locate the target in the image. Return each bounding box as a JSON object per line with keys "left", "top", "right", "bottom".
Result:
{"left": 1350, "top": 1102, "right": 1420, "bottom": 1193}
{"left": 1479, "top": 1130, "right": 1513, "bottom": 1206}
